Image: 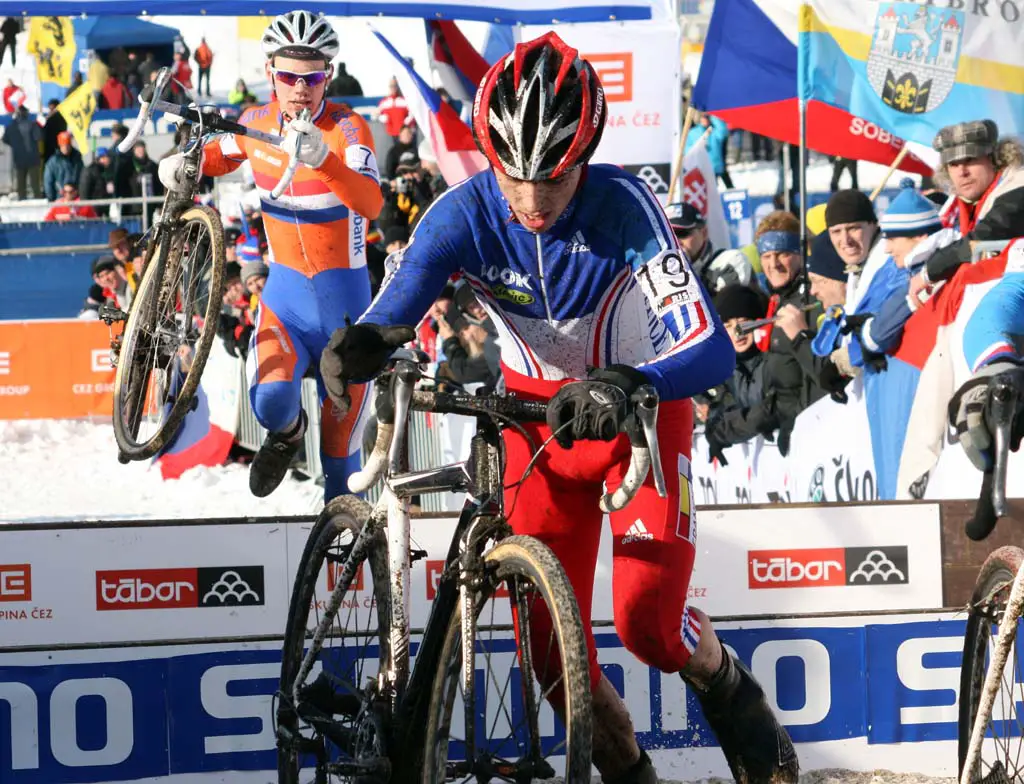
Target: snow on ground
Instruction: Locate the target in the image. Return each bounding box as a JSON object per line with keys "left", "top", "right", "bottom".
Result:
{"left": 728, "top": 156, "right": 923, "bottom": 199}
{"left": 0, "top": 419, "right": 324, "bottom": 523}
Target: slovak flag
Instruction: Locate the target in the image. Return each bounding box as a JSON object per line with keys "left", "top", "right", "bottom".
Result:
{"left": 371, "top": 27, "right": 488, "bottom": 186}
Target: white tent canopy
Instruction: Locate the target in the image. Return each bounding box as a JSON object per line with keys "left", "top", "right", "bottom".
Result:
{"left": 0, "top": 0, "right": 672, "bottom": 23}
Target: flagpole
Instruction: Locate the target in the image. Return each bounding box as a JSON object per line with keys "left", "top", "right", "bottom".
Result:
{"left": 668, "top": 105, "right": 696, "bottom": 204}
{"left": 869, "top": 145, "right": 911, "bottom": 201}
{"left": 799, "top": 97, "right": 809, "bottom": 304}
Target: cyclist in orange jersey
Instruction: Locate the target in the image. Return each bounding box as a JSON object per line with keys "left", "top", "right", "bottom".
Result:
{"left": 158, "top": 10, "right": 383, "bottom": 500}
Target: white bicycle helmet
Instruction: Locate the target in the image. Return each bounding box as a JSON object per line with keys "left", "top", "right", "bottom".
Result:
{"left": 262, "top": 10, "right": 340, "bottom": 61}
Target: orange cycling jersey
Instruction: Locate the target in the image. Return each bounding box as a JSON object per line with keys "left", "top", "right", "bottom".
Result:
{"left": 202, "top": 99, "right": 384, "bottom": 274}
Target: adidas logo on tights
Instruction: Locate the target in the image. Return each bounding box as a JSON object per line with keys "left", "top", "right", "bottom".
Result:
{"left": 621, "top": 519, "right": 654, "bottom": 545}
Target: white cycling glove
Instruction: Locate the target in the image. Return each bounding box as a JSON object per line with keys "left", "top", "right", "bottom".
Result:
{"left": 281, "top": 117, "right": 329, "bottom": 169}
{"left": 157, "top": 151, "right": 203, "bottom": 192}
{"left": 951, "top": 360, "right": 1018, "bottom": 471}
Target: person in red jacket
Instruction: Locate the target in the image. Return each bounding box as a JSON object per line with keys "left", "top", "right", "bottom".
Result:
{"left": 44, "top": 183, "right": 99, "bottom": 221}
{"left": 100, "top": 75, "right": 132, "bottom": 110}
{"left": 2, "top": 77, "right": 25, "bottom": 114}
{"left": 376, "top": 77, "right": 414, "bottom": 138}
{"left": 170, "top": 52, "right": 193, "bottom": 94}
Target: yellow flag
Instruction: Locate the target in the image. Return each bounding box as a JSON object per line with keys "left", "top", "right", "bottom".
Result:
{"left": 28, "top": 16, "right": 76, "bottom": 88}
{"left": 237, "top": 16, "right": 269, "bottom": 40}
{"left": 58, "top": 84, "right": 97, "bottom": 153}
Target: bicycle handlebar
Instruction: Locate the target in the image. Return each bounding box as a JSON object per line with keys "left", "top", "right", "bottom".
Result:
{"left": 119, "top": 67, "right": 295, "bottom": 198}
{"left": 966, "top": 369, "right": 1023, "bottom": 540}
{"left": 347, "top": 350, "right": 667, "bottom": 512}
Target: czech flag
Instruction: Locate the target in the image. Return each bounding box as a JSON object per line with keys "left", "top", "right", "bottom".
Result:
{"left": 372, "top": 27, "right": 488, "bottom": 186}
{"left": 692, "top": 0, "right": 933, "bottom": 176}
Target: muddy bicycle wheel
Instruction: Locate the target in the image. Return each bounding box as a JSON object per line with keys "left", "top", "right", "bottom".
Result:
{"left": 423, "top": 535, "right": 592, "bottom": 783}
{"left": 958, "top": 545, "right": 1024, "bottom": 783}
{"left": 277, "top": 496, "right": 391, "bottom": 784}
{"left": 112, "top": 205, "right": 225, "bottom": 460}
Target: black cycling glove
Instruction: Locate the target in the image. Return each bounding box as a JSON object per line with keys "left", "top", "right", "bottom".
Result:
{"left": 320, "top": 323, "right": 415, "bottom": 413}
{"left": 545, "top": 364, "right": 649, "bottom": 449}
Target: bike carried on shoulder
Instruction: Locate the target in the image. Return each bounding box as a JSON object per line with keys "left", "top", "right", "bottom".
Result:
{"left": 276, "top": 349, "right": 668, "bottom": 782}
{"left": 105, "top": 67, "right": 306, "bottom": 463}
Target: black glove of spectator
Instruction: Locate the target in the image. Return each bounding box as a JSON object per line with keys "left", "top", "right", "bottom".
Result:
{"left": 320, "top": 323, "right": 416, "bottom": 414}
{"left": 546, "top": 364, "right": 648, "bottom": 449}
{"left": 235, "top": 324, "right": 253, "bottom": 360}
{"left": 703, "top": 420, "right": 729, "bottom": 466}
{"left": 217, "top": 313, "right": 240, "bottom": 357}
{"left": 818, "top": 358, "right": 851, "bottom": 403}
{"left": 840, "top": 312, "right": 873, "bottom": 334}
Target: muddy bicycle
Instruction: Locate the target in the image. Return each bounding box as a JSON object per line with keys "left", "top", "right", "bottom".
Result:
{"left": 105, "top": 67, "right": 305, "bottom": 463}
{"left": 276, "top": 348, "right": 668, "bottom": 782}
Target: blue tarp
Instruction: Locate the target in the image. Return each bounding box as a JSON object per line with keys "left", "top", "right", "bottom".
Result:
{"left": 73, "top": 16, "right": 180, "bottom": 50}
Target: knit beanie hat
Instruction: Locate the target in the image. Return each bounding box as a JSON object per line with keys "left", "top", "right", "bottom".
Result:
{"left": 879, "top": 178, "right": 943, "bottom": 238}
{"left": 714, "top": 284, "right": 765, "bottom": 323}
{"left": 241, "top": 261, "right": 269, "bottom": 284}
{"left": 807, "top": 231, "right": 846, "bottom": 283}
{"left": 825, "top": 189, "right": 877, "bottom": 228}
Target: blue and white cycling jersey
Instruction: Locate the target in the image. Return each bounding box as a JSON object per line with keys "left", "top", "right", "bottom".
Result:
{"left": 361, "top": 164, "right": 735, "bottom": 401}
{"left": 963, "top": 241, "right": 1024, "bottom": 372}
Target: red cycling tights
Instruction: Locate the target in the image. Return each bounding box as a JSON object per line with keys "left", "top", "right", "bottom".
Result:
{"left": 502, "top": 368, "right": 702, "bottom": 695}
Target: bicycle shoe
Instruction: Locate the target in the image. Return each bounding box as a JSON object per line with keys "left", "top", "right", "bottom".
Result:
{"left": 249, "top": 411, "right": 306, "bottom": 498}
{"left": 603, "top": 748, "right": 660, "bottom": 784}
{"left": 683, "top": 643, "right": 799, "bottom": 784}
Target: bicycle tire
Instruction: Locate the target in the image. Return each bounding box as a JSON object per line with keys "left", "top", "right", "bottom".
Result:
{"left": 112, "top": 205, "right": 225, "bottom": 460}
{"left": 958, "top": 545, "right": 1024, "bottom": 782}
{"left": 422, "top": 534, "right": 592, "bottom": 784}
{"left": 277, "top": 495, "right": 391, "bottom": 784}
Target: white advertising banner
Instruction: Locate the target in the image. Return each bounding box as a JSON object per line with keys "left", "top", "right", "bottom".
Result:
{"left": 0, "top": 612, "right": 968, "bottom": 783}
{"left": 0, "top": 501, "right": 943, "bottom": 649}
{"left": 522, "top": 20, "right": 681, "bottom": 201}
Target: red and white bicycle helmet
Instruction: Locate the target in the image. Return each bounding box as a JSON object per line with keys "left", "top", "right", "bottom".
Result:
{"left": 472, "top": 32, "right": 606, "bottom": 182}
{"left": 262, "top": 10, "right": 340, "bottom": 61}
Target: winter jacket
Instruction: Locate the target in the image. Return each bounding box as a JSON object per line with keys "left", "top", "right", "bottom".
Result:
{"left": 925, "top": 166, "right": 1024, "bottom": 284}
{"left": 42, "top": 112, "right": 67, "bottom": 162}
{"left": 100, "top": 77, "right": 132, "bottom": 110}
{"left": 685, "top": 117, "right": 730, "bottom": 176}
{"left": 0, "top": 17, "right": 20, "bottom": 42}
{"left": 704, "top": 346, "right": 804, "bottom": 460}
{"left": 194, "top": 42, "right": 214, "bottom": 69}
{"left": 442, "top": 333, "right": 501, "bottom": 388}
{"left": 327, "top": 69, "right": 363, "bottom": 98}
{"left": 79, "top": 161, "right": 114, "bottom": 214}
{"left": 2, "top": 115, "right": 41, "bottom": 168}
{"left": 2, "top": 82, "right": 25, "bottom": 113}
{"left": 228, "top": 88, "right": 257, "bottom": 106}
{"left": 43, "top": 149, "right": 84, "bottom": 201}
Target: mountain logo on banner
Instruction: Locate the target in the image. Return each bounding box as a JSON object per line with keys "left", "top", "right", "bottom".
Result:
{"left": 868, "top": 3, "right": 963, "bottom": 114}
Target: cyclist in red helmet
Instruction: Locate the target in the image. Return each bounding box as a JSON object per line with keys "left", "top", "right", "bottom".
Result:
{"left": 322, "top": 32, "right": 798, "bottom": 784}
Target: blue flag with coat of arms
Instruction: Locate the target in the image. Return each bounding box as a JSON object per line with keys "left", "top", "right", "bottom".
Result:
{"left": 796, "top": 0, "right": 1024, "bottom": 145}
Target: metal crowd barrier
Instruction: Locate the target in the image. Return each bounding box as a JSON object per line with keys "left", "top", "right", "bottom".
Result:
{"left": 972, "top": 239, "right": 1012, "bottom": 261}
{"left": 234, "top": 363, "right": 453, "bottom": 512}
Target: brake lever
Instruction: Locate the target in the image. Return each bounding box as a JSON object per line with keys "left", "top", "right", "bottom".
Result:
{"left": 632, "top": 385, "right": 666, "bottom": 498}
{"left": 270, "top": 107, "right": 311, "bottom": 201}
{"left": 989, "top": 376, "right": 1018, "bottom": 518}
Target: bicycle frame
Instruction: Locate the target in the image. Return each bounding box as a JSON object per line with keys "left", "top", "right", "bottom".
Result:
{"left": 289, "top": 369, "right": 518, "bottom": 763}
{"left": 290, "top": 352, "right": 665, "bottom": 776}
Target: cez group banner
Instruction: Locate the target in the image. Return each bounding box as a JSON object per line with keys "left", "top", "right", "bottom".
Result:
{"left": 523, "top": 20, "right": 682, "bottom": 202}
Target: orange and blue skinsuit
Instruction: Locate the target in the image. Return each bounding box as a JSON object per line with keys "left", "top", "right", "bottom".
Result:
{"left": 202, "top": 99, "right": 384, "bottom": 499}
